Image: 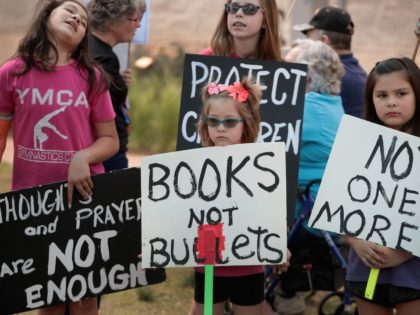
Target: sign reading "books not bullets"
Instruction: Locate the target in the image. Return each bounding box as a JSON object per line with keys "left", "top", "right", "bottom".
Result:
{"left": 141, "top": 143, "right": 288, "bottom": 268}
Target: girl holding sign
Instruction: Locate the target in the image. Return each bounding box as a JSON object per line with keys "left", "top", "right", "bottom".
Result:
{"left": 190, "top": 79, "right": 290, "bottom": 315}
{"left": 346, "top": 57, "right": 420, "bottom": 315}
{"left": 0, "top": 0, "right": 118, "bottom": 314}
{"left": 200, "top": 0, "right": 281, "bottom": 61}
{"left": 191, "top": 2, "right": 283, "bottom": 313}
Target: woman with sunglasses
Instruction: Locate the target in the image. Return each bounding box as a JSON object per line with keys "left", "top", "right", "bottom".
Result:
{"left": 87, "top": 0, "right": 146, "bottom": 172}
{"left": 200, "top": 0, "right": 281, "bottom": 61}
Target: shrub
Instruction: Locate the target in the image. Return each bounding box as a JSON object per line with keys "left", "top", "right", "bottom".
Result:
{"left": 135, "top": 286, "right": 157, "bottom": 302}
{"left": 181, "top": 269, "right": 195, "bottom": 288}
{"left": 128, "top": 48, "right": 184, "bottom": 154}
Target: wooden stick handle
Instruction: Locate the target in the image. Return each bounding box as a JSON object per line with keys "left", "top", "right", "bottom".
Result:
{"left": 412, "top": 37, "right": 420, "bottom": 61}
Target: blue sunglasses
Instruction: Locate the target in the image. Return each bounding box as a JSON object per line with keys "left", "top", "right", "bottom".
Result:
{"left": 204, "top": 116, "right": 244, "bottom": 128}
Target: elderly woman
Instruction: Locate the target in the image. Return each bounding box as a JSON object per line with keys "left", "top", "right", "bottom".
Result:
{"left": 87, "top": 0, "right": 146, "bottom": 171}
{"left": 286, "top": 38, "right": 344, "bottom": 234}
{"left": 272, "top": 39, "right": 345, "bottom": 314}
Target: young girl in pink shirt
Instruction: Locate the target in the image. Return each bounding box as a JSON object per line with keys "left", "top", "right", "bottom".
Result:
{"left": 0, "top": 1, "right": 119, "bottom": 314}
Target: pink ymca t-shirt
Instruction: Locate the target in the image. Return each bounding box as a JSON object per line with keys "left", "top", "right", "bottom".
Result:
{"left": 0, "top": 59, "right": 115, "bottom": 190}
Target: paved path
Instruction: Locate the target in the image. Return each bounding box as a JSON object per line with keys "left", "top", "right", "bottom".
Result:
{"left": 3, "top": 137, "right": 145, "bottom": 167}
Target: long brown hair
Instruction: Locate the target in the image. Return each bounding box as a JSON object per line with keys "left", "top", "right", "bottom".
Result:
{"left": 364, "top": 57, "right": 420, "bottom": 136}
{"left": 198, "top": 79, "right": 262, "bottom": 147}
{"left": 210, "top": 0, "right": 281, "bottom": 61}
{"left": 13, "top": 0, "right": 107, "bottom": 95}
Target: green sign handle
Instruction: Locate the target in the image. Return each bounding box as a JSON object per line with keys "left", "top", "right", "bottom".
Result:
{"left": 364, "top": 268, "right": 380, "bottom": 300}
{"left": 204, "top": 264, "right": 214, "bottom": 315}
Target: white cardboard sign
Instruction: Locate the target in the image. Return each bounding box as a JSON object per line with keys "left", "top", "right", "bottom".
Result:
{"left": 308, "top": 115, "right": 420, "bottom": 257}
{"left": 141, "top": 143, "right": 288, "bottom": 268}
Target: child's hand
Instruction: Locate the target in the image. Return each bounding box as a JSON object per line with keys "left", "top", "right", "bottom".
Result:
{"left": 378, "top": 247, "right": 413, "bottom": 268}
{"left": 122, "top": 69, "right": 132, "bottom": 86}
{"left": 271, "top": 249, "right": 292, "bottom": 274}
{"left": 67, "top": 151, "right": 93, "bottom": 207}
{"left": 346, "top": 236, "right": 385, "bottom": 268}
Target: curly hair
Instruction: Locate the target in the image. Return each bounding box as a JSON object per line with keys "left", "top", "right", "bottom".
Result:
{"left": 210, "top": 0, "right": 281, "bottom": 61}
{"left": 198, "top": 79, "right": 262, "bottom": 147}
{"left": 294, "top": 39, "right": 344, "bottom": 95}
{"left": 88, "top": 0, "right": 146, "bottom": 32}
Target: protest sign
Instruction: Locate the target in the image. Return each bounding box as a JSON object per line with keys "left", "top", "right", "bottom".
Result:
{"left": 308, "top": 115, "right": 420, "bottom": 257}
{"left": 0, "top": 168, "right": 165, "bottom": 314}
{"left": 176, "top": 54, "right": 307, "bottom": 226}
{"left": 141, "top": 142, "right": 288, "bottom": 268}
{"left": 132, "top": 0, "right": 150, "bottom": 45}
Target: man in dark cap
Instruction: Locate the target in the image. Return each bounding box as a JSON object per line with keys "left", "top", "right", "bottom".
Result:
{"left": 294, "top": 6, "right": 367, "bottom": 118}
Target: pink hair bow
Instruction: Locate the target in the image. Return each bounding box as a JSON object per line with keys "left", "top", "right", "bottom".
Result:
{"left": 226, "top": 82, "right": 249, "bottom": 103}
{"left": 208, "top": 83, "right": 228, "bottom": 95}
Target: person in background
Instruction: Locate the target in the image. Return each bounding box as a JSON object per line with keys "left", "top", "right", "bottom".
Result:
{"left": 274, "top": 39, "right": 345, "bottom": 315}
{"left": 0, "top": 0, "right": 119, "bottom": 314}
{"left": 87, "top": 0, "right": 146, "bottom": 171}
{"left": 346, "top": 57, "right": 420, "bottom": 315}
{"left": 200, "top": 0, "right": 282, "bottom": 61}
{"left": 294, "top": 6, "right": 366, "bottom": 118}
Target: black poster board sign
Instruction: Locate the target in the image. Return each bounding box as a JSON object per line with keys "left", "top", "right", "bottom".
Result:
{"left": 176, "top": 54, "right": 307, "bottom": 225}
{"left": 0, "top": 167, "right": 165, "bottom": 314}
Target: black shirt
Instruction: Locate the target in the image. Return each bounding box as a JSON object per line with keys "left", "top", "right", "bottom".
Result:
{"left": 89, "top": 34, "right": 129, "bottom": 153}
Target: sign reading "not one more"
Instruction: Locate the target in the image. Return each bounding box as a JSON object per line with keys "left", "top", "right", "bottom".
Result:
{"left": 309, "top": 115, "right": 420, "bottom": 256}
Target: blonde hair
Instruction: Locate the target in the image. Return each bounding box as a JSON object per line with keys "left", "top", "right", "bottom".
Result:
{"left": 210, "top": 0, "right": 281, "bottom": 61}
{"left": 198, "top": 79, "right": 262, "bottom": 146}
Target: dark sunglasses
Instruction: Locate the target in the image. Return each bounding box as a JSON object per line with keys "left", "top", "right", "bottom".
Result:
{"left": 204, "top": 116, "right": 244, "bottom": 128}
{"left": 225, "top": 3, "right": 261, "bottom": 16}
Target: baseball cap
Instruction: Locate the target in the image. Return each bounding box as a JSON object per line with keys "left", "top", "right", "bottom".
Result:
{"left": 293, "top": 6, "right": 354, "bottom": 35}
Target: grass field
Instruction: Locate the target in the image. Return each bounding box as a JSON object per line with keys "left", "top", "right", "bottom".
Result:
{"left": 0, "top": 161, "right": 12, "bottom": 192}
{"left": 16, "top": 267, "right": 195, "bottom": 315}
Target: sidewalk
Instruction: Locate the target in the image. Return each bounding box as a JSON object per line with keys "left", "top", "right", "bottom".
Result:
{"left": 3, "top": 137, "right": 145, "bottom": 167}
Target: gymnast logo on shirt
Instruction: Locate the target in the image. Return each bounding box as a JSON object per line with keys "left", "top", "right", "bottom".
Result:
{"left": 17, "top": 106, "right": 75, "bottom": 164}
